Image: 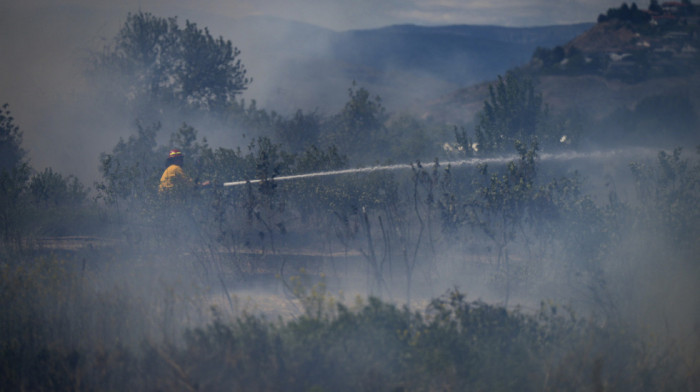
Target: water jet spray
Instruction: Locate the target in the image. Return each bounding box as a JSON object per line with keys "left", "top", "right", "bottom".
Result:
{"left": 222, "top": 147, "right": 658, "bottom": 187}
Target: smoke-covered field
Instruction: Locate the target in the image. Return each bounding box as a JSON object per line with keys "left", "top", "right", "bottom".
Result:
{"left": 1, "top": 6, "right": 700, "bottom": 391}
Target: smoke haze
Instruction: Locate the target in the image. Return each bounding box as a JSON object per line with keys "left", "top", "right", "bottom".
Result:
{"left": 1, "top": 0, "right": 627, "bottom": 181}
{"left": 1, "top": 2, "right": 699, "bottom": 389}
{"left": 1, "top": 0, "right": 698, "bottom": 326}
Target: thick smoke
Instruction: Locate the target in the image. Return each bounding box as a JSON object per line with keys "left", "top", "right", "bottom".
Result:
{"left": 1, "top": 1, "right": 619, "bottom": 181}
{"left": 1, "top": 2, "right": 699, "bottom": 389}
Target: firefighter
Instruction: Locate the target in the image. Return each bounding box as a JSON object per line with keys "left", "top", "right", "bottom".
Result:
{"left": 159, "top": 149, "right": 209, "bottom": 192}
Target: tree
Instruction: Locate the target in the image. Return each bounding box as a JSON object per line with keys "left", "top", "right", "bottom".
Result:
{"left": 0, "top": 104, "right": 30, "bottom": 248}
{"left": 630, "top": 148, "right": 700, "bottom": 250}
{"left": 474, "top": 72, "right": 546, "bottom": 153}
{"left": 466, "top": 142, "right": 538, "bottom": 305}
{"left": 0, "top": 103, "right": 26, "bottom": 173}
{"left": 384, "top": 115, "right": 438, "bottom": 162}
{"left": 681, "top": 0, "right": 695, "bottom": 14}
{"left": 93, "top": 12, "right": 250, "bottom": 114}
{"left": 96, "top": 122, "right": 162, "bottom": 204}
{"left": 326, "top": 83, "right": 387, "bottom": 160}
{"left": 28, "top": 169, "right": 87, "bottom": 208}
{"left": 598, "top": 2, "right": 652, "bottom": 23}
{"left": 177, "top": 21, "right": 251, "bottom": 111}
{"left": 275, "top": 109, "right": 322, "bottom": 153}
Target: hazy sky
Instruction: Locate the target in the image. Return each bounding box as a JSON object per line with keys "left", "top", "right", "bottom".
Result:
{"left": 0, "top": 0, "right": 627, "bottom": 180}
{"left": 3, "top": 0, "right": 627, "bottom": 30}
{"left": 221, "top": 0, "right": 617, "bottom": 29}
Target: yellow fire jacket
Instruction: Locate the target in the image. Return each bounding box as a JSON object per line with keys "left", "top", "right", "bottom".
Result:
{"left": 159, "top": 164, "right": 192, "bottom": 192}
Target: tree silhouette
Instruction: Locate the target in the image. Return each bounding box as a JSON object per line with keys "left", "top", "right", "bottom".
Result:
{"left": 93, "top": 12, "right": 250, "bottom": 114}
{"left": 474, "top": 73, "right": 544, "bottom": 153}
{"left": 0, "top": 104, "right": 26, "bottom": 172}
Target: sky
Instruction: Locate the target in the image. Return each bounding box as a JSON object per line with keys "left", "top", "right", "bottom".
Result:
{"left": 0, "top": 0, "right": 629, "bottom": 180}
{"left": 219, "top": 0, "right": 614, "bottom": 29}
{"left": 2, "top": 0, "right": 629, "bottom": 31}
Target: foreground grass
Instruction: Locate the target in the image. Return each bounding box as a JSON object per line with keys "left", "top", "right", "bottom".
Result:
{"left": 0, "top": 255, "right": 696, "bottom": 391}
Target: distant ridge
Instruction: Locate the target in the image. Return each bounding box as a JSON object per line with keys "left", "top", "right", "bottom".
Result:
{"left": 330, "top": 23, "right": 595, "bottom": 84}
{"left": 423, "top": 12, "right": 700, "bottom": 126}
{"left": 221, "top": 16, "right": 594, "bottom": 112}
{"left": 356, "top": 23, "right": 594, "bottom": 44}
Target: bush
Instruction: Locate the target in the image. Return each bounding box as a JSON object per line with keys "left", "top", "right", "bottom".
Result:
{"left": 119, "top": 290, "right": 696, "bottom": 391}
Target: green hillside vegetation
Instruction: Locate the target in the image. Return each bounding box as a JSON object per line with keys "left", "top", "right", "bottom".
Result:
{"left": 1, "top": 9, "right": 699, "bottom": 391}
{"left": 429, "top": 2, "right": 700, "bottom": 145}
{"left": 530, "top": 1, "right": 700, "bottom": 82}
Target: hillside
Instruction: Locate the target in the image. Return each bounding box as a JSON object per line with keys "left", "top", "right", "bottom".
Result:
{"left": 425, "top": 7, "right": 700, "bottom": 133}
{"left": 230, "top": 12, "right": 699, "bottom": 141}
{"left": 329, "top": 23, "right": 595, "bottom": 84}
{"left": 221, "top": 17, "right": 593, "bottom": 113}
{"left": 425, "top": 72, "right": 700, "bottom": 125}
